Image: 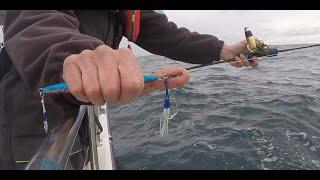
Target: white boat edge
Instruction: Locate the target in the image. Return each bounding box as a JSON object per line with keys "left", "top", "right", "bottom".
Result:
{"left": 96, "top": 104, "right": 116, "bottom": 170}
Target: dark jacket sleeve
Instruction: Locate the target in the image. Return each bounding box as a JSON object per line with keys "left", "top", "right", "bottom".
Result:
{"left": 135, "top": 10, "right": 225, "bottom": 64}
{"left": 4, "top": 10, "right": 104, "bottom": 91}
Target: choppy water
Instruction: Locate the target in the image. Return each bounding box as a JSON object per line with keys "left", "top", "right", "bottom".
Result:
{"left": 111, "top": 45, "right": 320, "bottom": 170}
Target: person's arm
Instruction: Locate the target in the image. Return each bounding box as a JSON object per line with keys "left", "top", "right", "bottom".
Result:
{"left": 4, "top": 10, "right": 190, "bottom": 106}
{"left": 135, "top": 10, "right": 225, "bottom": 64}
{"left": 4, "top": 10, "right": 104, "bottom": 92}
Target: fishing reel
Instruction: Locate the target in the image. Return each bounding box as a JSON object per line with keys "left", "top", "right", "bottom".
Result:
{"left": 244, "top": 27, "right": 278, "bottom": 59}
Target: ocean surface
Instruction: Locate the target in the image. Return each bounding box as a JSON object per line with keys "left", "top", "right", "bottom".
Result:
{"left": 109, "top": 44, "right": 320, "bottom": 170}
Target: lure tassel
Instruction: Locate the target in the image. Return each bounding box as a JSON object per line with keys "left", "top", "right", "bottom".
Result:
{"left": 160, "top": 80, "right": 178, "bottom": 136}
{"left": 39, "top": 72, "right": 182, "bottom": 136}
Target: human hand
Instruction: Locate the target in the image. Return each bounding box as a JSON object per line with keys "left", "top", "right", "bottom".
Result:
{"left": 220, "top": 40, "right": 259, "bottom": 68}
{"left": 62, "top": 45, "right": 189, "bottom": 105}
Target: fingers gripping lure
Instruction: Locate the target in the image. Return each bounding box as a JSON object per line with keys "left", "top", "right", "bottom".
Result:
{"left": 39, "top": 72, "right": 182, "bottom": 135}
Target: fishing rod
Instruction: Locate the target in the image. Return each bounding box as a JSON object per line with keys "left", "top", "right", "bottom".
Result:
{"left": 277, "top": 43, "right": 320, "bottom": 53}
{"left": 186, "top": 27, "right": 320, "bottom": 71}
{"left": 39, "top": 73, "right": 182, "bottom": 95}
{"left": 40, "top": 27, "right": 320, "bottom": 94}
{"left": 30, "top": 27, "right": 320, "bottom": 169}
{"left": 38, "top": 27, "right": 320, "bottom": 136}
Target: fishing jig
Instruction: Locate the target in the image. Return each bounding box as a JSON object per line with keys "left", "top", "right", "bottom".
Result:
{"left": 39, "top": 72, "right": 183, "bottom": 134}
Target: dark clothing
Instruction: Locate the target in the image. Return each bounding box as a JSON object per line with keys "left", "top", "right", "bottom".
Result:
{"left": 0, "top": 10, "right": 224, "bottom": 169}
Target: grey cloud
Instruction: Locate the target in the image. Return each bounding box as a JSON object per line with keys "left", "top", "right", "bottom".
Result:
{"left": 133, "top": 10, "right": 320, "bottom": 56}
{"left": 283, "top": 27, "right": 320, "bottom": 36}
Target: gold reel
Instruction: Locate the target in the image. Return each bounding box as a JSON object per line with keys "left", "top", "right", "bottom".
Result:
{"left": 245, "top": 27, "right": 270, "bottom": 56}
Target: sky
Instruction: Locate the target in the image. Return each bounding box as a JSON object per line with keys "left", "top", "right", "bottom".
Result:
{"left": 2, "top": 11, "right": 320, "bottom": 56}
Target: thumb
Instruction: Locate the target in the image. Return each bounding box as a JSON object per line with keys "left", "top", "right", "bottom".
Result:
{"left": 237, "top": 39, "right": 250, "bottom": 54}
